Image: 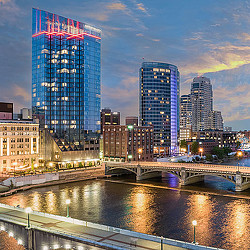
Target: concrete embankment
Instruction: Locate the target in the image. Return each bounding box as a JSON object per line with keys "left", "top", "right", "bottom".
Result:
{"left": 0, "top": 167, "right": 108, "bottom": 197}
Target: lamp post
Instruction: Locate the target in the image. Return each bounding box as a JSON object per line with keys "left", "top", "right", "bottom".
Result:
{"left": 138, "top": 148, "right": 143, "bottom": 164}
{"left": 199, "top": 148, "right": 203, "bottom": 158}
{"left": 192, "top": 220, "right": 197, "bottom": 244}
{"left": 25, "top": 207, "right": 33, "bottom": 228}
{"left": 66, "top": 199, "right": 70, "bottom": 217}
{"left": 237, "top": 151, "right": 243, "bottom": 172}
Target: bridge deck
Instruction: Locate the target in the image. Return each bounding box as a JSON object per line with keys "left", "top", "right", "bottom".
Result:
{"left": 0, "top": 203, "right": 221, "bottom": 250}
{"left": 108, "top": 162, "right": 250, "bottom": 174}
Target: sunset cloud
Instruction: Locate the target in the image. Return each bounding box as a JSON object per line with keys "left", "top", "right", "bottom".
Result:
{"left": 106, "top": 2, "right": 126, "bottom": 10}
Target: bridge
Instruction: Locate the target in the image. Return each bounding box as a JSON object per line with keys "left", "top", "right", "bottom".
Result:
{"left": 105, "top": 162, "right": 250, "bottom": 191}
{"left": 0, "top": 203, "right": 222, "bottom": 250}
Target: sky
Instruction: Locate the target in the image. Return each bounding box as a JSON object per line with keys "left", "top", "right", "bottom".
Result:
{"left": 0, "top": 0, "right": 250, "bottom": 130}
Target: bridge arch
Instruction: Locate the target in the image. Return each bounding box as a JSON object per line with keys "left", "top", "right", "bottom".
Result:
{"left": 184, "top": 173, "right": 237, "bottom": 187}
{"left": 106, "top": 167, "right": 137, "bottom": 176}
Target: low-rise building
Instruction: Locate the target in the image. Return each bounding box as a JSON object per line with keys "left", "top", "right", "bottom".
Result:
{"left": 103, "top": 125, "right": 154, "bottom": 162}
{"left": 0, "top": 120, "right": 39, "bottom": 172}
{"left": 192, "top": 130, "right": 237, "bottom": 150}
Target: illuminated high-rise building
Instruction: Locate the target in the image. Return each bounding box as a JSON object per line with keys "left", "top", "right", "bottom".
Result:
{"left": 191, "top": 76, "right": 213, "bottom": 132}
{"left": 32, "top": 9, "right": 101, "bottom": 153}
{"left": 139, "top": 62, "right": 180, "bottom": 155}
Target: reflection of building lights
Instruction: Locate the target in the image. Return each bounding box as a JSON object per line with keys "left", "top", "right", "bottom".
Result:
{"left": 43, "top": 246, "right": 48, "bottom": 250}
{"left": 78, "top": 246, "right": 84, "bottom": 250}
{"left": 17, "top": 239, "right": 23, "bottom": 245}
{"left": 65, "top": 244, "right": 71, "bottom": 249}
{"left": 9, "top": 232, "right": 14, "bottom": 237}
{"left": 0, "top": 226, "right": 5, "bottom": 231}
{"left": 53, "top": 244, "right": 59, "bottom": 249}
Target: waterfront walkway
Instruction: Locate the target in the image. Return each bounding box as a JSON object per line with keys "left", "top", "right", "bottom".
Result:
{"left": 0, "top": 203, "right": 222, "bottom": 250}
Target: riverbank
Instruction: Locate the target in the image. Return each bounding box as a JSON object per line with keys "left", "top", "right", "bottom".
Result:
{"left": 105, "top": 179, "right": 250, "bottom": 200}
{"left": 0, "top": 168, "right": 109, "bottom": 197}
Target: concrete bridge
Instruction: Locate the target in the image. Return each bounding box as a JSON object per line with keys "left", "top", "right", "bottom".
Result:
{"left": 105, "top": 162, "right": 250, "bottom": 191}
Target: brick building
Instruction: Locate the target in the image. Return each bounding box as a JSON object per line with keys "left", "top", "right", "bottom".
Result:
{"left": 103, "top": 125, "right": 154, "bottom": 162}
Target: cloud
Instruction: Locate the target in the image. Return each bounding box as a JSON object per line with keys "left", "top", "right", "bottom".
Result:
{"left": 0, "top": 0, "right": 21, "bottom": 25}
{"left": 136, "top": 33, "right": 144, "bottom": 37}
{"left": 106, "top": 2, "right": 126, "bottom": 10}
{"left": 136, "top": 3, "right": 149, "bottom": 15}
{"left": 213, "top": 84, "right": 250, "bottom": 122}
{"left": 181, "top": 44, "right": 250, "bottom": 75}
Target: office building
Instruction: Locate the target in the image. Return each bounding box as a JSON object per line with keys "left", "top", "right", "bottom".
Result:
{"left": 179, "top": 94, "right": 192, "bottom": 140}
{"left": 191, "top": 76, "right": 213, "bottom": 132}
{"left": 180, "top": 94, "right": 192, "bottom": 128}
{"left": 208, "top": 110, "right": 223, "bottom": 131}
{"left": 14, "top": 108, "right": 33, "bottom": 121}
{"left": 32, "top": 9, "right": 101, "bottom": 160}
{"left": 0, "top": 120, "right": 39, "bottom": 172}
{"left": 101, "top": 108, "right": 120, "bottom": 132}
{"left": 139, "top": 62, "right": 180, "bottom": 156}
{"left": 0, "top": 102, "right": 13, "bottom": 120}
{"left": 103, "top": 125, "right": 154, "bottom": 162}
{"left": 224, "top": 126, "right": 232, "bottom": 132}
{"left": 125, "top": 116, "right": 138, "bottom": 126}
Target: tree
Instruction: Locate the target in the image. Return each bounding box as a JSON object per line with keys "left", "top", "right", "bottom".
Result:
{"left": 223, "top": 147, "right": 232, "bottom": 156}
{"left": 180, "top": 140, "right": 187, "bottom": 150}
{"left": 212, "top": 146, "right": 224, "bottom": 159}
{"left": 205, "top": 154, "right": 213, "bottom": 162}
{"left": 191, "top": 141, "right": 199, "bottom": 155}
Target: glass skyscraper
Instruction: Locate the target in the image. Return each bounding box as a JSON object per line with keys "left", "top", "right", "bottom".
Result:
{"left": 32, "top": 8, "right": 101, "bottom": 150}
{"left": 139, "top": 62, "right": 180, "bottom": 155}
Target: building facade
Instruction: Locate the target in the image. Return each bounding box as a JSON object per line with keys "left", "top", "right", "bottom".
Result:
{"left": 101, "top": 108, "right": 120, "bottom": 133}
{"left": 208, "top": 110, "right": 223, "bottom": 131}
{"left": 192, "top": 130, "right": 237, "bottom": 150}
{"left": 125, "top": 116, "right": 138, "bottom": 126}
{"left": 139, "top": 62, "right": 180, "bottom": 155}
{"left": 103, "top": 125, "right": 154, "bottom": 162}
{"left": 0, "top": 120, "right": 39, "bottom": 172}
{"left": 191, "top": 76, "right": 213, "bottom": 132}
{"left": 32, "top": 8, "right": 101, "bottom": 151}
{"left": 0, "top": 102, "right": 13, "bottom": 120}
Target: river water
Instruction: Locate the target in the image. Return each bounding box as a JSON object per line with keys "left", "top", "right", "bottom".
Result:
{"left": 0, "top": 158, "right": 249, "bottom": 250}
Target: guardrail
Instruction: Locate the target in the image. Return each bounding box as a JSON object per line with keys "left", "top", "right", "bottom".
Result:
{"left": 0, "top": 203, "right": 223, "bottom": 250}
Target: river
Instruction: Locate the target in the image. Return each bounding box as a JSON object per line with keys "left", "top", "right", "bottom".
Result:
{"left": 0, "top": 158, "right": 249, "bottom": 249}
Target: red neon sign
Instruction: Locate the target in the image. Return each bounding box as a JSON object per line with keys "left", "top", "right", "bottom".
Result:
{"left": 32, "top": 31, "right": 101, "bottom": 40}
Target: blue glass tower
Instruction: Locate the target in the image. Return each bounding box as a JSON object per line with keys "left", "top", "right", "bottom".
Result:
{"left": 139, "top": 62, "right": 180, "bottom": 155}
{"left": 32, "top": 9, "right": 101, "bottom": 149}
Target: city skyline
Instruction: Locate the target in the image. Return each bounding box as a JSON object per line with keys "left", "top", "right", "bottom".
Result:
{"left": 0, "top": 0, "right": 250, "bottom": 130}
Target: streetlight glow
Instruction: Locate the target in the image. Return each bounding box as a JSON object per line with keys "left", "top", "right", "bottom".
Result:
{"left": 25, "top": 207, "right": 32, "bottom": 214}
{"left": 192, "top": 220, "right": 197, "bottom": 226}
{"left": 66, "top": 199, "right": 71, "bottom": 205}
{"left": 18, "top": 239, "right": 23, "bottom": 245}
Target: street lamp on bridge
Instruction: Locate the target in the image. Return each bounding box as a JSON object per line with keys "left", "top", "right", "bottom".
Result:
{"left": 237, "top": 151, "right": 243, "bottom": 172}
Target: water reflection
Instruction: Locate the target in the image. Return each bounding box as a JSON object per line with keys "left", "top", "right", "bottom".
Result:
{"left": 124, "top": 186, "right": 158, "bottom": 234}
{"left": 221, "top": 200, "right": 250, "bottom": 249}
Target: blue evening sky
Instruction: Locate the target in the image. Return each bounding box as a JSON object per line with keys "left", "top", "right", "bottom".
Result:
{"left": 0, "top": 0, "right": 249, "bottom": 130}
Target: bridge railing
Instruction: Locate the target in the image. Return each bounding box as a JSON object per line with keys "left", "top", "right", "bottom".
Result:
{"left": 106, "top": 162, "right": 250, "bottom": 173}
{"left": 0, "top": 203, "right": 222, "bottom": 250}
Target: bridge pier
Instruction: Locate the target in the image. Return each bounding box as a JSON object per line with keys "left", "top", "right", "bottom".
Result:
{"left": 136, "top": 166, "right": 162, "bottom": 181}
{"left": 180, "top": 168, "right": 204, "bottom": 186}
